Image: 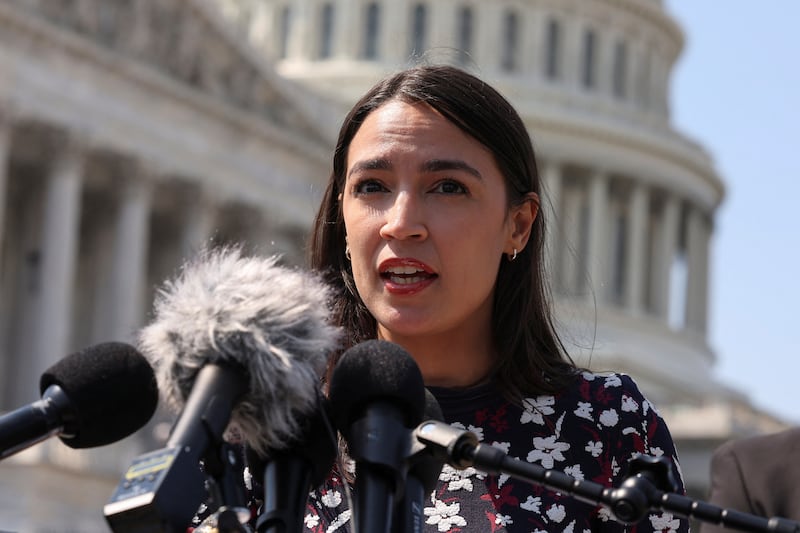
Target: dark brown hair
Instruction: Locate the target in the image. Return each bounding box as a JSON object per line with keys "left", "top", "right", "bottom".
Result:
{"left": 309, "top": 65, "right": 577, "bottom": 400}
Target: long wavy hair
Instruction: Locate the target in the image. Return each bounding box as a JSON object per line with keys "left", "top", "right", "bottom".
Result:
{"left": 308, "top": 65, "right": 578, "bottom": 401}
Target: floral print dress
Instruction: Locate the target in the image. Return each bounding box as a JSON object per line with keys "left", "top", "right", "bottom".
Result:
{"left": 303, "top": 371, "right": 690, "bottom": 533}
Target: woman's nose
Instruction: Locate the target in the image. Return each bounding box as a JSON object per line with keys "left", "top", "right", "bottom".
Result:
{"left": 379, "top": 192, "right": 428, "bottom": 241}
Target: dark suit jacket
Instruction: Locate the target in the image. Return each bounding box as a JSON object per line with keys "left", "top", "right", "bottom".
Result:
{"left": 701, "top": 427, "right": 800, "bottom": 533}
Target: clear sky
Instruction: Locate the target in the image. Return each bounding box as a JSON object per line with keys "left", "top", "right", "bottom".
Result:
{"left": 665, "top": 1, "right": 800, "bottom": 424}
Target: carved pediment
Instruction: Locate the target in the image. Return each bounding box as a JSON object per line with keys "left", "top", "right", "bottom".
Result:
{"left": 13, "top": 0, "right": 329, "bottom": 144}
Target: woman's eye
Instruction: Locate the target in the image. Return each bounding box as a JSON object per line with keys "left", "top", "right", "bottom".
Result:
{"left": 433, "top": 180, "right": 468, "bottom": 194}
{"left": 353, "top": 179, "right": 387, "bottom": 194}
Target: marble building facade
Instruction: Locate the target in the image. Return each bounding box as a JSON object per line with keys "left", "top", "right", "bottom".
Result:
{"left": 0, "top": 1, "right": 338, "bottom": 530}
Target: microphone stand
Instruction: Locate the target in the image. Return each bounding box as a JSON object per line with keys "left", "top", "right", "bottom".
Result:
{"left": 414, "top": 420, "right": 800, "bottom": 533}
{"left": 392, "top": 431, "right": 445, "bottom": 533}
{"left": 255, "top": 450, "right": 313, "bottom": 533}
{"left": 198, "top": 441, "right": 252, "bottom": 532}
{"left": 348, "top": 402, "right": 412, "bottom": 533}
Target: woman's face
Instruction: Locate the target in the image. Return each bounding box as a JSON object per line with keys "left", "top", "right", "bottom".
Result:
{"left": 341, "top": 100, "right": 531, "bottom": 344}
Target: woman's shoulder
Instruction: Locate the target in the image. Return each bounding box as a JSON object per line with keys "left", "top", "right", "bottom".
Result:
{"left": 532, "top": 370, "right": 668, "bottom": 442}
{"left": 557, "top": 370, "right": 656, "bottom": 407}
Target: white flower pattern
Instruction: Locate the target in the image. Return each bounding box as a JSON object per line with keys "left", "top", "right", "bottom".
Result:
{"left": 599, "top": 408, "right": 619, "bottom": 427}
{"left": 320, "top": 490, "right": 342, "bottom": 508}
{"left": 425, "top": 499, "right": 467, "bottom": 532}
{"left": 547, "top": 504, "right": 567, "bottom": 523}
{"left": 521, "top": 495, "right": 542, "bottom": 513}
{"left": 527, "top": 435, "right": 571, "bottom": 468}
{"left": 521, "top": 396, "right": 555, "bottom": 425}
{"left": 574, "top": 401, "right": 594, "bottom": 420}
{"left": 585, "top": 440, "right": 603, "bottom": 457}
{"left": 650, "top": 512, "right": 681, "bottom": 533}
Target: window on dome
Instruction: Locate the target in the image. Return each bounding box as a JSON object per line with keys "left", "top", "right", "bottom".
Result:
{"left": 456, "top": 6, "right": 473, "bottom": 65}
{"left": 501, "top": 10, "right": 519, "bottom": 72}
{"left": 545, "top": 18, "right": 561, "bottom": 79}
{"left": 363, "top": 2, "right": 380, "bottom": 60}
{"left": 318, "top": 3, "right": 334, "bottom": 59}
{"left": 611, "top": 209, "right": 627, "bottom": 305}
{"left": 409, "top": 3, "right": 428, "bottom": 59}
{"left": 582, "top": 29, "right": 596, "bottom": 89}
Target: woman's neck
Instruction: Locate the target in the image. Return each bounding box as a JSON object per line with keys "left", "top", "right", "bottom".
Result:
{"left": 377, "top": 329, "right": 496, "bottom": 389}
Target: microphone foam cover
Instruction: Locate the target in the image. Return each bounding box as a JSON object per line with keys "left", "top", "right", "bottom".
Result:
{"left": 328, "top": 340, "right": 425, "bottom": 435}
{"left": 139, "top": 247, "right": 341, "bottom": 456}
{"left": 39, "top": 342, "right": 158, "bottom": 449}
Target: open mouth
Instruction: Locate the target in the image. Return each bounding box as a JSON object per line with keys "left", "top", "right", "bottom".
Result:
{"left": 380, "top": 265, "right": 437, "bottom": 285}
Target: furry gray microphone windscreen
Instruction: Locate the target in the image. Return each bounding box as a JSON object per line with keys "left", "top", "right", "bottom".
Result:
{"left": 137, "top": 247, "right": 341, "bottom": 457}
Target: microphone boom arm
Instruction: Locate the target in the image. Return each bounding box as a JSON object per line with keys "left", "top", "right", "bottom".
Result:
{"left": 415, "top": 421, "right": 800, "bottom": 533}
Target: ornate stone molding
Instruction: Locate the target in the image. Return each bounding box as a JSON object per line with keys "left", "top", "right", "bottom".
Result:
{"left": 528, "top": 114, "right": 724, "bottom": 206}
{"left": 9, "top": 0, "right": 323, "bottom": 143}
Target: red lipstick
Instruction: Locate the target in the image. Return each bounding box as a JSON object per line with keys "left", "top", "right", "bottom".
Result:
{"left": 379, "top": 258, "right": 437, "bottom": 295}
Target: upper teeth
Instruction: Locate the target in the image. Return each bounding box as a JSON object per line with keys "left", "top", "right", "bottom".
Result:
{"left": 387, "top": 266, "right": 422, "bottom": 275}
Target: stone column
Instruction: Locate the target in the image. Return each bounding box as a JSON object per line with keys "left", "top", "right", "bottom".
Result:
{"left": 651, "top": 194, "right": 679, "bottom": 320}
{"left": 333, "top": 0, "right": 359, "bottom": 59}
{"left": 105, "top": 166, "right": 153, "bottom": 343}
{"left": 0, "top": 107, "right": 11, "bottom": 390}
{"left": 286, "top": 0, "right": 312, "bottom": 60}
{"left": 473, "top": 3, "right": 499, "bottom": 71}
{"left": 587, "top": 171, "right": 609, "bottom": 304}
{"left": 522, "top": 9, "right": 548, "bottom": 80}
{"left": 382, "top": 0, "right": 407, "bottom": 64}
{"left": 560, "top": 185, "right": 582, "bottom": 296}
{"left": 0, "top": 109, "right": 10, "bottom": 253}
{"left": 518, "top": 9, "right": 539, "bottom": 75}
{"left": 594, "top": 30, "right": 610, "bottom": 94}
{"left": 562, "top": 16, "right": 581, "bottom": 88}
{"left": 181, "top": 186, "right": 217, "bottom": 261}
{"left": 541, "top": 160, "right": 562, "bottom": 282}
{"left": 32, "top": 137, "right": 84, "bottom": 375}
{"left": 685, "top": 206, "right": 710, "bottom": 333}
{"left": 430, "top": 1, "right": 455, "bottom": 55}
{"left": 624, "top": 182, "right": 648, "bottom": 314}
{"left": 637, "top": 44, "right": 654, "bottom": 111}
{"left": 653, "top": 51, "right": 669, "bottom": 116}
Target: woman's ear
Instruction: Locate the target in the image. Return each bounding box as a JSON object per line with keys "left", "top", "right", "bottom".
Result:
{"left": 506, "top": 192, "right": 539, "bottom": 255}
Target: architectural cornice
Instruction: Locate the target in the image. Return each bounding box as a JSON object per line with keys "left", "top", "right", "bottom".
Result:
{"left": 537, "top": 0, "right": 683, "bottom": 62}
{"left": 0, "top": 1, "right": 333, "bottom": 226}
{"left": 529, "top": 113, "right": 724, "bottom": 208}
{"left": 0, "top": 0, "right": 332, "bottom": 151}
{"left": 601, "top": 0, "right": 684, "bottom": 59}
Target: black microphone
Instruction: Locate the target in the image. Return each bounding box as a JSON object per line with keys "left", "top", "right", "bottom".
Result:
{"left": 393, "top": 389, "right": 446, "bottom": 533}
{"left": 248, "top": 393, "right": 338, "bottom": 533}
{"left": 0, "top": 341, "right": 158, "bottom": 460}
{"left": 104, "top": 247, "right": 341, "bottom": 533}
{"left": 328, "top": 339, "right": 426, "bottom": 533}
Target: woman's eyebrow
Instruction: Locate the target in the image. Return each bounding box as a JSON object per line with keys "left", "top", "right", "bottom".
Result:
{"left": 347, "top": 158, "right": 483, "bottom": 180}
{"left": 347, "top": 158, "right": 392, "bottom": 177}
{"left": 421, "top": 159, "right": 483, "bottom": 179}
